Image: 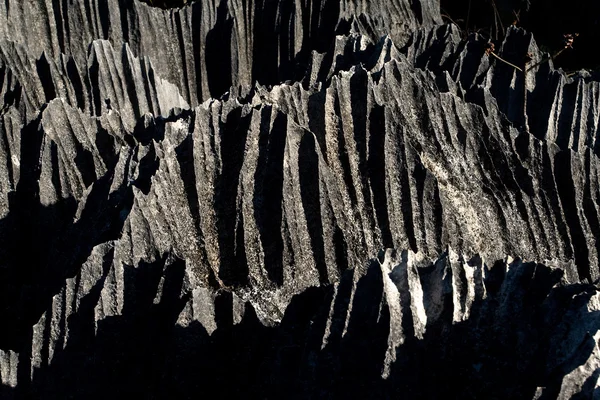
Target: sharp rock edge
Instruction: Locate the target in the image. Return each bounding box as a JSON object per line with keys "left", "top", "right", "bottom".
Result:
{"left": 0, "top": 0, "right": 441, "bottom": 106}
{"left": 1, "top": 0, "right": 600, "bottom": 398}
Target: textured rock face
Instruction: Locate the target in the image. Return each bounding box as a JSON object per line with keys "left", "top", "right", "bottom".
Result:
{"left": 0, "top": 0, "right": 440, "bottom": 105}
{"left": 1, "top": 0, "right": 600, "bottom": 398}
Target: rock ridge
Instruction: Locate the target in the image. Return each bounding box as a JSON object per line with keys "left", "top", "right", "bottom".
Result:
{"left": 1, "top": 0, "right": 600, "bottom": 398}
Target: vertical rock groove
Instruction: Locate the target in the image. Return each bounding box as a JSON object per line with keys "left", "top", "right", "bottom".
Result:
{"left": 1, "top": 0, "right": 600, "bottom": 398}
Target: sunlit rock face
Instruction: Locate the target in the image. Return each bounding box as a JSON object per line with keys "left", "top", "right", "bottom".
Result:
{"left": 1, "top": 0, "right": 600, "bottom": 398}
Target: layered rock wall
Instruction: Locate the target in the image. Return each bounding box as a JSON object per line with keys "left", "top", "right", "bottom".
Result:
{"left": 1, "top": 0, "right": 599, "bottom": 398}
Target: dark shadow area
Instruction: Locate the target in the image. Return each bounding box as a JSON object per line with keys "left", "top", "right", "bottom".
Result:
{"left": 582, "top": 151, "right": 600, "bottom": 280}
{"left": 35, "top": 53, "right": 57, "bottom": 103}
{"left": 137, "top": 0, "right": 343, "bottom": 98}
{"left": 0, "top": 67, "right": 23, "bottom": 112}
{"left": 215, "top": 107, "right": 251, "bottom": 285}
{"left": 367, "top": 106, "right": 393, "bottom": 247}
{"left": 175, "top": 130, "right": 202, "bottom": 236}
{"left": 133, "top": 141, "right": 160, "bottom": 195}
{"left": 298, "top": 131, "right": 328, "bottom": 284}
{"left": 5, "top": 252, "right": 599, "bottom": 399}
{"left": 251, "top": 0, "right": 290, "bottom": 86}
{"left": 139, "top": 0, "right": 192, "bottom": 8}
{"left": 88, "top": 52, "right": 103, "bottom": 117}
{"left": 15, "top": 255, "right": 188, "bottom": 399}
{"left": 554, "top": 150, "right": 591, "bottom": 282}
{"left": 121, "top": 46, "right": 143, "bottom": 122}
{"left": 395, "top": 115, "right": 418, "bottom": 253}
{"left": 254, "top": 109, "right": 287, "bottom": 285}
{"left": 65, "top": 57, "right": 86, "bottom": 110}
{"left": 205, "top": 0, "right": 233, "bottom": 99}
{"left": 0, "top": 110, "right": 133, "bottom": 351}
{"left": 250, "top": 0, "right": 340, "bottom": 87}
{"left": 486, "top": 27, "right": 531, "bottom": 128}
{"left": 441, "top": 0, "right": 600, "bottom": 72}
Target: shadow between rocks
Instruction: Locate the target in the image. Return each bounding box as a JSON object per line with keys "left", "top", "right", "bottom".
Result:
{"left": 0, "top": 117, "right": 133, "bottom": 352}
{"left": 4, "top": 254, "right": 598, "bottom": 399}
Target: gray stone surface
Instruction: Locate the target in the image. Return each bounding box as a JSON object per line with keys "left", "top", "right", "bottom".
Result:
{"left": 1, "top": 0, "right": 600, "bottom": 398}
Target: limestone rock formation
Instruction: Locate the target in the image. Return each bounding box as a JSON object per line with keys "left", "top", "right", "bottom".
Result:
{"left": 1, "top": 0, "right": 599, "bottom": 398}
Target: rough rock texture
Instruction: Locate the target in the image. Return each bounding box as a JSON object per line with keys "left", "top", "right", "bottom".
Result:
{"left": 1, "top": 0, "right": 600, "bottom": 398}
{"left": 0, "top": 0, "right": 440, "bottom": 104}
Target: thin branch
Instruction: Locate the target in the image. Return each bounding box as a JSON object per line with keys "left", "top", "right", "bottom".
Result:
{"left": 466, "top": 0, "right": 472, "bottom": 32}
{"left": 490, "top": 0, "right": 505, "bottom": 38}
{"left": 489, "top": 51, "right": 523, "bottom": 72}
{"left": 526, "top": 48, "right": 567, "bottom": 72}
{"left": 492, "top": 7, "right": 498, "bottom": 40}
{"left": 513, "top": 9, "right": 521, "bottom": 25}
{"left": 441, "top": 13, "right": 462, "bottom": 29}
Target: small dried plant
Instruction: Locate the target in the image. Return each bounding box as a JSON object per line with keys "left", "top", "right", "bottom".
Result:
{"left": 526, "top": 33, "right": 579, "bottom": 72}
{"left": 485, "top": 42, "right": 523, "bottom": 72}
{"left": 483, "top": 33, "right": 579, "bottom": 133}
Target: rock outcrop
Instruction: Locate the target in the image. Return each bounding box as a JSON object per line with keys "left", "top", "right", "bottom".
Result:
{"left": 1, "top": 0, "right": 599, "bottom": 398}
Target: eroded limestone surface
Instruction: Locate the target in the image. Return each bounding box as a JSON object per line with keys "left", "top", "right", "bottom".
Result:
{"left": 1, "top": 0, "right": 599, "bottom": 398}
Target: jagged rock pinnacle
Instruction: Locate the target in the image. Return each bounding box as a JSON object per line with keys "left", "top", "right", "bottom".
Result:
{"left": 0, "top": 0, "right": 599, "bottom": 398}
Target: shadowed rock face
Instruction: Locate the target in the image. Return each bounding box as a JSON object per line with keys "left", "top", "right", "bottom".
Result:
{"left": 1, "top": 0, "right": 600, "bottom": 398}
{"left": 440, "top": 0, "right": 600, "bottom": 72}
